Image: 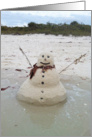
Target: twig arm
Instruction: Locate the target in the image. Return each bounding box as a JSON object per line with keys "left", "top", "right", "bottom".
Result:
{"left": 19, "top": 46, "right": 32, "bottom": 68}
{"left": 59, "top": 53, "right": 86, "bottom": 74}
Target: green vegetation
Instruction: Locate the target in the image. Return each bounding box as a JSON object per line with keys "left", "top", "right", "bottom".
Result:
{"left": 1, "top": 21, "right": 91, "bottom": 36}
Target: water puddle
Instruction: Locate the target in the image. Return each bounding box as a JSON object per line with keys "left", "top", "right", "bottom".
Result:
{"left": 1, "top": 69, "right": 91, "bottom": 136}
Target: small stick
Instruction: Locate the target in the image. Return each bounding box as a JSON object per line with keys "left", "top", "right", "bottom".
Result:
{"left": 15, "top": 69, "right": 28, "bottom": 73}
{"left": 59, "top": 53, "right": 86, "bottom": 74}
{"left": 19, "top": 46, "right": 32, "bottom": 68}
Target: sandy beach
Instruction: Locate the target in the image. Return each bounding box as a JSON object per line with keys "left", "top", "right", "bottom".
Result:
{"left": 1, "top": 34, "right": 91, "bottom": 136}
{"left": 1, "top": 34, "right": 91, "bottom": 79}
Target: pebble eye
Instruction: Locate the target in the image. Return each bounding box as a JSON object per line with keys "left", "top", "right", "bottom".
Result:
{"left": 47, "top": 56, "right": 50, "bottom": 58}
{"left": 42, "top": 55, "right": 44, "bottom": 58}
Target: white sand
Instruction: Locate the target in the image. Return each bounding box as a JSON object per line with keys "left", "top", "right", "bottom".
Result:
{"left": 1, "top": 34, "right": 91, "bottom": 79}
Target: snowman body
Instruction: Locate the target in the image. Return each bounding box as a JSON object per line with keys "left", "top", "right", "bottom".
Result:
{"left": 17, "top": 52, "right": 66, "bottom": 105}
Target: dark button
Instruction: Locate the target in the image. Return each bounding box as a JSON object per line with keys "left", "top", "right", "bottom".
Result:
{"left": 40, "top": 97, "right": 43, "bottom": 100}
{"left": 42, "top": 75, "right": 44, "bottom": 77}
{"left": 41, "top": 91, "right": 44, "bottom": 93}
{"left": 41, "top": 82, "right": 44, "bottom": 84}
{"left": 42, "top": 71, "right": 45, "bottom": 73}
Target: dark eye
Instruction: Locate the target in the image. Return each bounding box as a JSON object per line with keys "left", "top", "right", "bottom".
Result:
{"left": 47, "top": 56, "right": 50, "bottom": 58}
{"left": 42, "top": 55, "right": 44, "bottom": 58}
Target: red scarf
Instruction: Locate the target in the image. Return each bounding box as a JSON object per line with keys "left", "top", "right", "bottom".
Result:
{"left": 30, "top": 63, "right": 55, "bottom": 79}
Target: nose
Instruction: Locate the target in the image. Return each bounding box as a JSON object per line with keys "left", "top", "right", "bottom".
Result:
{"left": 44, "top": 58, "right": 47, "bottom": 61}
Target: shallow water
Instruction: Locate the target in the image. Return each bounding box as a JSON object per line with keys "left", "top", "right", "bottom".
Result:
{"left": 1, "top": 69, "right": 91, "bottom": 136}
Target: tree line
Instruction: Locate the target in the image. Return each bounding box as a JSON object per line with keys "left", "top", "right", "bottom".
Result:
{"left": 1, "top": 21, "right": 91, "bottom": 36}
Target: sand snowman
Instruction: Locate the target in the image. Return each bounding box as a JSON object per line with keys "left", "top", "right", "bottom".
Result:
{"left": 17, "top": 52, "right": 66, "bottom": 105}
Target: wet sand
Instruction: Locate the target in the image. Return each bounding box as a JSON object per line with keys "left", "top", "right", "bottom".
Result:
{"left": 1, "top": 34, "right": 91, "bottom": 136}
{"left": 1, "top": 68, "right": 91, "bottom": 136}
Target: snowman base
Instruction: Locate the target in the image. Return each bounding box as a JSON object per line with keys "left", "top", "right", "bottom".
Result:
{"left": 17, "top": 78, "right": 67, "bottom": 106}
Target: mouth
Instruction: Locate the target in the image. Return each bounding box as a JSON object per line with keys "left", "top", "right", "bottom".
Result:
{"left": 40, "top": 62, "right": 50, "bottom": 65}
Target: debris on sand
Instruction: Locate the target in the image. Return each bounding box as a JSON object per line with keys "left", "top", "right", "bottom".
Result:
{"left": 15, "top": 69, "right": 22, "bottom": 71}
{"left": 15, "top": 69, "right": 28, "bottom": 73}
{"left": 1, "top": 86, "right": 10, "bottom": 91}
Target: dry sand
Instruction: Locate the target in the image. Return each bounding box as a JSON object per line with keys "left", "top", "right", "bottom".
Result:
{"left": 1, "top": 34, "right": 91, "bottom": 79}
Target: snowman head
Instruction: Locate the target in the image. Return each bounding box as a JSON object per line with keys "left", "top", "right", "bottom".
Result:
{"left": 37, "top": 52, "right": 54, "bottom": 66}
